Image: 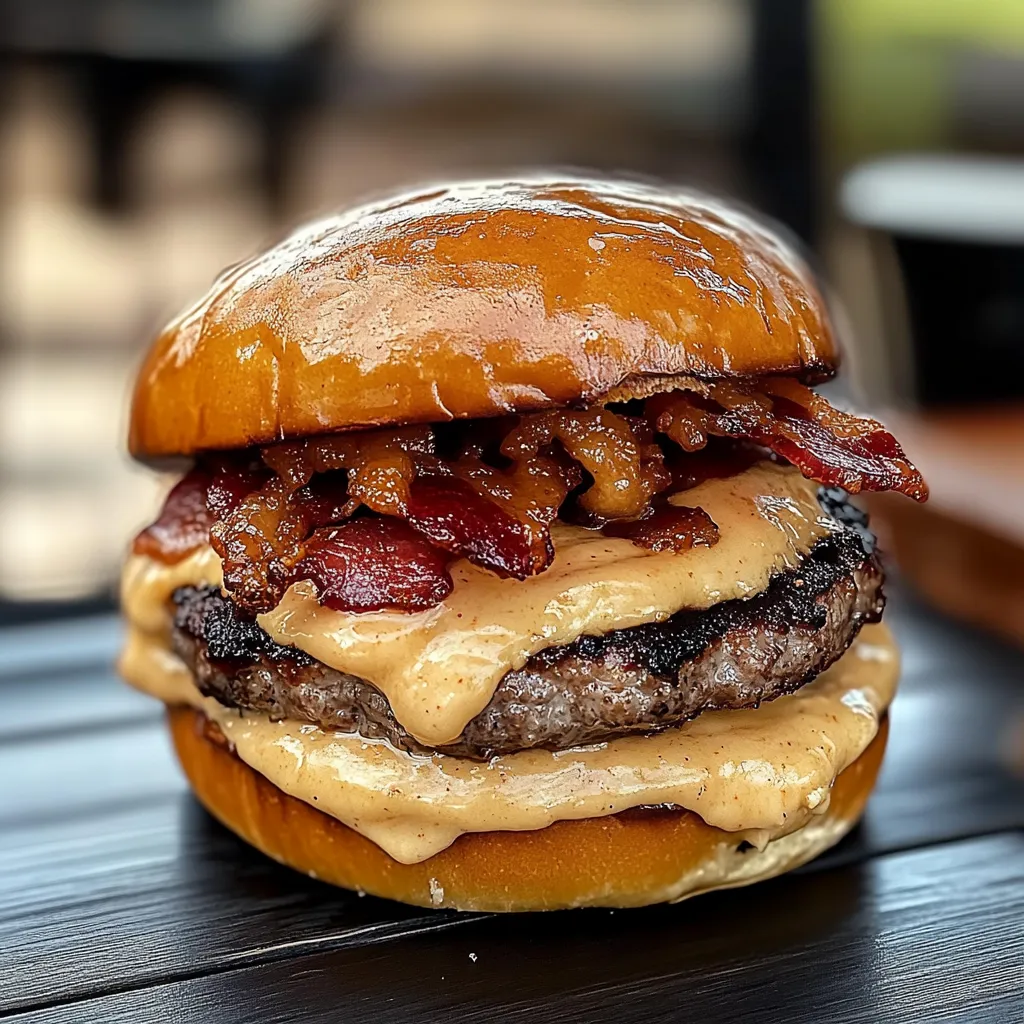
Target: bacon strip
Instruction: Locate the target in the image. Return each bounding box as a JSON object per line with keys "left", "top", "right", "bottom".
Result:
{"left": 650, "top": 382, "right": 928, "bottom": 501}
{"left": 297, "top": 518, "right": 453, "bottom": 612}
{"left": 262, "top": 426, "right": 438, "bottom": 517}
{"left": 133, "top": 466, "right": 214, "bottom": 562}
{"left": 502, "top": 407, "right": 669, "bottom": 520}
{"left": 132, "top": 458, "right": 268, "bottom": 563}
{"left": 205, "top": 459, "right": 271, "bottom": 519}
{"left": 450, "top": 451, "right": 581, "bottom": 574}
{"left": 134, "top": 376, "right": 925, "bottom": 617}
{"left": 263, "top": 427, "right": 573, "bottom": 580}
{"left": 210, "top": 471, "right": 353, "bottom": 614}
{"left": 210, "top": 478, "right": 303, "bottom": 613}
{"left": 405, "top": 476, "right": 539, "bottom": 580}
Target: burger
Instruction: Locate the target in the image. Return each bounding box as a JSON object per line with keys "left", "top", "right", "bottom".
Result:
{"left": 119, "top": 176, "right": 926, "bottom": 912}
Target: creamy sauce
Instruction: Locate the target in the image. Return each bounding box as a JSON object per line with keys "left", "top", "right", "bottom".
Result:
{"left": 121, "top": 546, "right": 223, "bottom": 637}
{"left": 119, "top": 622, "right": 897, "bottom": 865}
{"left": 122, "top": 462, "right": 834, "bottom": 745}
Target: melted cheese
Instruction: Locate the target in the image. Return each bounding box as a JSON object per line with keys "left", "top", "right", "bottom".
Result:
{"left": 121, "top": 546, "right": 223, "bottom": 637}
{"left": 119, "top": 622, "right": 898, "bottom": 865}
{"left": 122, "top": 462, "right": 834, "bottom": 744}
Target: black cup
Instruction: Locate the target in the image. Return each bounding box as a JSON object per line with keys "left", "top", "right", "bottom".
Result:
{"left": 841, "top": 155, "right": 1024, "bottom": 407}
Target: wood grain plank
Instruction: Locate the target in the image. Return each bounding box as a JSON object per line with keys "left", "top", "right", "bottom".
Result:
{"left": 0, "top": 719, "right": 181, "bottom": 827}
{"left": 0, "top": 616, "right": 159, "bottom": 742}
{"left": 1, "top": 699, "right": 1020, "bottom": 1014}
{"left": 10, "top": 833, "right": 1023, "bottom": 1024}
{"left": 0, "top": 669, "right": 158, "bottom": 744}
{"left": 0, "top": 796, "right": 480, "bottom": 1015}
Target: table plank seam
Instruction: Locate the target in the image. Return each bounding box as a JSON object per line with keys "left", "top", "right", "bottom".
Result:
{"left": 797, "top": 824, "right": 1024, "bottom": 875}
{"left": 1, "top": 789, "right": 185, "bottom": 832}
{"left": 0, "top": 914, "right": 481, "bottom": 1020}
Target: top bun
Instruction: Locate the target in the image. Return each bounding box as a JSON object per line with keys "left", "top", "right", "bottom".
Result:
{"left": 129, "top": 176, "right": 837, "bottom": 459}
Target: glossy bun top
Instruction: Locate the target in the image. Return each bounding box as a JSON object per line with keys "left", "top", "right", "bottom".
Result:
{"left": 129, "top": 176, "right": 837, "bottom": 458}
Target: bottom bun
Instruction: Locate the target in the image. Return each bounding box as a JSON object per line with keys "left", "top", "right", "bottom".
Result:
{"left": 169, "top": 708, "right": 888, "bottom": 912}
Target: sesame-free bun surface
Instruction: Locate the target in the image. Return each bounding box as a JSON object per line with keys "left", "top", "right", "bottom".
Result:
{"left": 130, "top": 177, "right": 837, "bottom": 459}
{"left": 170, "top": 707, "right": 885, "bottom": 913}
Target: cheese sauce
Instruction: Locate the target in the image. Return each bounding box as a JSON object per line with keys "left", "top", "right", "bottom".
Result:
{"left": 120, "top": 622, "right": 898, "bottom": 864}
{"left": 122, "top": 462, "right": 835, "bottom": 744}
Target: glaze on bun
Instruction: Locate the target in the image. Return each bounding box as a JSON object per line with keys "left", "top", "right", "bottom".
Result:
{"left": 129, "top": 178, "right": 836, "bottom": 459}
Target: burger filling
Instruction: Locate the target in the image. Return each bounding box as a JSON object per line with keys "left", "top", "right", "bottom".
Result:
{"left": 127, "top": 380, "right": 921, "bottom": 763}
{"left": 120, "top": 619, "right": 899, "bottom": 863}
{"left": 169, "top": 492, "right": 882, "bottom": 759}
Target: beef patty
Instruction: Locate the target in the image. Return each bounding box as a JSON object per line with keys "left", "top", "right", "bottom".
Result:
{"left": 171, "top": 490, "right": 884, "bottom": 759}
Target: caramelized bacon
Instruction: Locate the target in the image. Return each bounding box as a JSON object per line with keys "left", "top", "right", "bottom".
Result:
{"left": 295, "top": 472, "right": 352, "bottom": 530}
{"left": 268, "top": 421, "right": 585, "bottom": 580}
{"left": 263, "top": 427, "right": 569, "bottom": 579}
{"left": 211, "top": 428, "right": 446, "bottom": 612}
{"left": 132, "top": 458, "right": 267, "bottom": 563}
{"left": 405, "top": 476, "right": 539, "bottom": 580}
{"left": 134, "top": 375, "right": 925, "bottom": 618}
{"left": 649, "top": 396, "right": 708, "bottom": 453}
{"left": 650, "top": 382, "right": 928, "bottom": 501}
{"left": 262, "top": 426, "right": 437, "bottom": 517}
{"left": 209, "top": 471, "right": 353, "bottom": 614}
{"left": 603, "top": 504, "right": 720, "bottom": 553}
{"left": 666, "top": 439, "right": 765, "bottom": 492}
{"left": 450, "top": 451, "right": 582, "bottom": 574}
{"left": 210, "top": 478, "right": 304, "bottom": 613}
{"left": 205, "top": 458, "right": 271, "bottom": 519}
{"left": 760, "top": 378, "right": 928, "bottom": 499}
{"left": 297, "top": 518, "right": 453, "bottom": 612}
{"left": 502, "top": 408, "right": 668, "bottom": 520}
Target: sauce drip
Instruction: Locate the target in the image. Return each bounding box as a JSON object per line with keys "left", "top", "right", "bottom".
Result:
{"left": 119, "top": 619, "right": 898, "bottom": 864}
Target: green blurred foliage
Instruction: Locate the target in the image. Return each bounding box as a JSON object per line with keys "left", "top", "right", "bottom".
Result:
{"left": 820, "top": 0, "right": 1024, "bottom": 167}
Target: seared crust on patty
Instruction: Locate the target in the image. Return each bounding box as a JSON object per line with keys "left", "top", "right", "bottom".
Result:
{"left": 172, "top": 491, "right": 883, "bottom": 759}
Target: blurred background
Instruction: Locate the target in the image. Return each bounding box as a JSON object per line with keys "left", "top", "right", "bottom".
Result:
{"left": 1, "top": 0, "right": 1023, "bottom": 644}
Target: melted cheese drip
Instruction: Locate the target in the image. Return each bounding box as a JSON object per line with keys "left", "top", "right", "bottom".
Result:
{"left": 119, "top": 623, "right": 898, "bottom": 865}
{"left": 123, "top": 462, "right": 834, "bottom": 745}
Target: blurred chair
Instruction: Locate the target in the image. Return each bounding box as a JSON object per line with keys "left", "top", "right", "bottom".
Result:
{"left": 2, "top": 0, "right": 340, "bottom": 213}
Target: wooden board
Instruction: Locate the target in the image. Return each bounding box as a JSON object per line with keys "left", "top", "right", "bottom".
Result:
{"left": 868, "top": 407, "right": 1024, "bottom": 648}
{"left": 2, "top": 585, "right": 1022, "bottom": 1022}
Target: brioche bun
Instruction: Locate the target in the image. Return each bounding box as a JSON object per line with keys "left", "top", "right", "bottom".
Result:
{"left": 130, "top": 177, "right": 836, "bottom": 460}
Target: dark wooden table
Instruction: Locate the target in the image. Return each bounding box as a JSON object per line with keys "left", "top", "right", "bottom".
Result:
{"left": 3, "top": 586, "right": 1023, "bottom": 1023}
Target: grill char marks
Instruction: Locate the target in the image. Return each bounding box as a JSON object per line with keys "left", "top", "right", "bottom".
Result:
{"left": 173, "top": 585, "right": 313, "bottom": 667}
{"left": 535, "top": 491, "right": 875, "bottom": 678}
{"left": 171, "top": 492, "right": 884, "bottom": 760}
